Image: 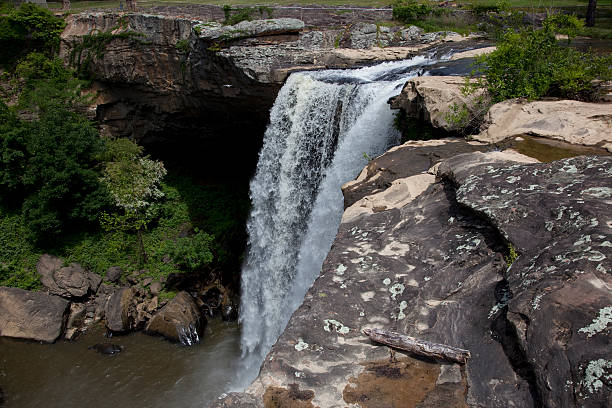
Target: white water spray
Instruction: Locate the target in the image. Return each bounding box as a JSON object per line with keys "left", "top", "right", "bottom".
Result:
{"left": 236, "top": 53, "right": 447, "bottom": 388}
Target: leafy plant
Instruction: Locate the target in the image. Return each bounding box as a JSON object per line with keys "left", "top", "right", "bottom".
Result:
{"left": 166, "top": 228, "right": 213, "bottom": 272}
{"left": 474, "top": 15, "right": 612, "bottom": 102}
{"left": 505, "top": 243, "right": 518, "bottom": 267}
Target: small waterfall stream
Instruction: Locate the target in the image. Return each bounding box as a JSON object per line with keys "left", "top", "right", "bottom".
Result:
{"left": 237, "top": 52, "right": 452, "bottom": 387}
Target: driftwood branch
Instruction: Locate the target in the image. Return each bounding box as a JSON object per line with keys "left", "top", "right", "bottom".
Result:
{"left": 362, "top": 328, "right": 471, "bottom": 364}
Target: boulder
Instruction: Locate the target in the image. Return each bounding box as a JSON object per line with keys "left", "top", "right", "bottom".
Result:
{"left": 449, "top": 45, "right": 496, "bottom": 60}
{"left": 37, "top": 254, "right": 100, "bottom": 298}
{"left": 0, "top": 287, "right": 69, "bottom": 343}
{"left": 474, "top": 99, "right": 612, "bottom": 146}
{"left": 105, "top": 266, "right": 122, "bottom": 283}
{"left": 104, "top": 288, "right": 136, "bottom": 332}
{"left": 149, "top": 281, "right": 162, "bottom": 296}
{"left": 145, "top": 291, "right": 203, "bottom": 345}
{"left": 389, "top": 76, "right": 490, "bottom": 132}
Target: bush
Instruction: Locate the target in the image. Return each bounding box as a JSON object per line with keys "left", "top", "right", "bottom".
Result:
{"left": 0, "top": 104, "right": 110, "bottom": 243}
{"left": 166, "top": 228, "right": 213, "bottom": 272}
{"left": 475, "top": 16, "right": 612, "bottom": 102}
{"left": 392, "top": 0, "right": 442, "bottom": 24}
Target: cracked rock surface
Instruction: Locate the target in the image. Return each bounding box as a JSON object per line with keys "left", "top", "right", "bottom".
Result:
{"left": 215, "top": 146, "right": 611, "bottom": 407}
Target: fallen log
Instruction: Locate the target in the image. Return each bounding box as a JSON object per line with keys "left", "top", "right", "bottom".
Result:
{"left": 362, "top": 328, "right": 471, "bottom": 364}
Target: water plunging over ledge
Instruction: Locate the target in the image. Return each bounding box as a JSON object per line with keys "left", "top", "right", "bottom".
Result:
{"left": 236, "top": 51, "right": 455, "bottom": 389}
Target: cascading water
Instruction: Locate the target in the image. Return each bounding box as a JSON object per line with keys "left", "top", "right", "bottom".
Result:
{"left": 237, "top": 51, "right": 453, "bottom": 388}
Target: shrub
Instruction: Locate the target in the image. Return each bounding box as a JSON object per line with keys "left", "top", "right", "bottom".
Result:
{"left": 475, "top": 16, "right": 612, "bottom": 102}
{"left": 166, "top": 228, "right": 214, "bottom": 272}
{"left": 392, "top": 0, "right": 442, "bottom": 24}
{"left": 0, "top": 104, "right": 110, "bottom": 243}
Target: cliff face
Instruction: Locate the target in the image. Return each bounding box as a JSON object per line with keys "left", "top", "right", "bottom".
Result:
{"left": 58, "top": 12, "right": 472, "bottom": 162}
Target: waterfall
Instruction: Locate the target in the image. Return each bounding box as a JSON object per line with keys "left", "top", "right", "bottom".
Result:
{"left": 236, "top": 53, "right": 446, "bottom": 387}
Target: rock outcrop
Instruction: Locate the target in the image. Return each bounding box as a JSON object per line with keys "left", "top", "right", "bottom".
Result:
{"left": 389, "top": 76, "right": 490, "bottom": 132}
{"left": 215, "top": 141, "right": 611, "bottom": 407}
{"left": 104, "top": 287, "right": 136, "bottom": 332}
{"left": 37, "top": 254, "right": 101, "bottom": 298}
{"left": 0, "top": 287, "right": 69, "bottom": 343}
{"left": 145, "top": 291, "right": 203, "bottom": 345}
{"left": 474, "top": 99, "right": 612, "bottom": 148}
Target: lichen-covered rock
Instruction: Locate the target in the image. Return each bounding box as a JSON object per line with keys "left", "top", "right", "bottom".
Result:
{"left": 443, "top": 154, "right": 612, "bottom": 407}
{"left": 0, "top": 287, "right": 69, "bottom": 343}
{"left": 37, "top": 254, "right": 100, "bottom": 298}
{"left": 145, "top": 291, "right": 204, "bottom": 345}
{"left": 389, "top": 76, "right": 490, "bottom": 132}
{"left": 474, "top": 99, "right": 612, "bottom": 146}
{"left": 218, "top": 150, "right": 611, "bottom": 407}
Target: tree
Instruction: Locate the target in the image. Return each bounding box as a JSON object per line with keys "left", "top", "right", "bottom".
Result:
{"left": 100, "top": 138, "right": 167, "bottom": 265}
{"left": 0, "top": 103, "right": 110, "bottom": 243}
{"left": 586, "top": 0, "right": 597, "bottom": 27}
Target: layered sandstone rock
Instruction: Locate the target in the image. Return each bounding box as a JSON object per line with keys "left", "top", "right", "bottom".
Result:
{"left": 474, "top": 99, "right": 612, "bottom": 147}
{"left": 389, "top": 76, "right": 490, "bottom": 132}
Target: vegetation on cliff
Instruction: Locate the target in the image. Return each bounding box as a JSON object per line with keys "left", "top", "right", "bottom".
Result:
{"left": 0, "top": 3, "right": 247, "bottom": 293}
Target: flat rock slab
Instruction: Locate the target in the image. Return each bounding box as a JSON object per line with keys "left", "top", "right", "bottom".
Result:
{"left": 197, "top": 18, "right": 305, "bottom": 41}
{"left": 475, "top": 99, "right": 612, "bottom": 146}
{"left": 0, "top": 287, "right": 69, "bottom": 343}
{"left": 145, "top": 291, "right": 203, "bottom": 345}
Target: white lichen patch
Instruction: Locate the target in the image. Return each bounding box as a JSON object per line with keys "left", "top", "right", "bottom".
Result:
{"left": 506, "top": 175, "right": 521, "bottom": 183}
{"left": 294, "top": 371, "right": 303, "bottom": 378}
{"left": 545, "top": 221, "right": 554, "bottom": 231}
{"left": 407, "top": 278, "right": 419, "bottom": 287}
{"left": 336, "top": 264, "right": 347, "bottom": 275}
{"left": 382, "top": 278, "right": 391, "bottom": 286}
{"left": 295, "top": 339, "right": 309, "bottom": 351}
{"left": 531, "top": 293, "right": 545, "bottom": 310}
{"left": 457, "top": 238, "right": 481, "bottom": 251}
{"left": 582, "top": 187, "right": 612, "bottom": 198}
{"left": 578, "top": 306, "right": 612, "bottom": 338}
{"left": 574, "top": 235, "right": 592, "bottom": 246}
{"left": 360, "top": 291, "right": 375, "bottom": 301}
{"left": 389, "top": 283, "right": 405, "bottom": 299}
{"left": 581, "top": 359, "right": 612, "bottom": 394}
{"left": 397, "top": 301, "right": 408, "bottom": 320}
{"left": 323, "top": 319, "right": 350, "bottom": 335}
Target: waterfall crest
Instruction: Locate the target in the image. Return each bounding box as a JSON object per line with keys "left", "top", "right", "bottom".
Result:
{"left": 237, "top": 54, "right": 443, "bottom": 387}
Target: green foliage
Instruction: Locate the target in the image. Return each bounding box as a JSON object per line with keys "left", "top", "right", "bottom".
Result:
{"left": 0, "top": 103, "right": 110, "bottom": 244}
{"left": 505, "top": 243, "right": 518, "bottom": 267}
{"left": 475, "top": 15, "right": 612, "bottom": 102}
{"left": 100, "top": 138, "right": 167, "bottom": 266}
{"left": 469, "top": 0, "right": 510, "bottom": 14}
{"left": 0, "top": 3, "right": 66, "bottom": 67}
{"left": 175, "top": 39, "right": 190, "bottom": 55}
{"left": 445, "top": 102, "right": 471, "bottom": 129}
{"left": 166, "top": 228, "right": 213, "bottom": 272}
{"left": 0, "top": 209, "right": 41, "bottom": 290}
{"left": 222, "top": 5, "right": 272, "bottom": 25}
{"left": 392, "top": 0, "right": 441, "bottom": 23}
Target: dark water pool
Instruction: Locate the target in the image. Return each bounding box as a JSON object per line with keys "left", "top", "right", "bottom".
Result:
{"left": 0, "top": 319, "right": 241, "bottom": 408}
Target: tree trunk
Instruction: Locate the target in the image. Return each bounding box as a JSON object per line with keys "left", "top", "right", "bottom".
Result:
{"left": 586, "top": 0, "right": 597, "bottom": 27}
{"left": 137, "top": 228, "right": 147, "bottom": 266}
{"left": 363, "top": 328, "right": 471, "bottom": 364}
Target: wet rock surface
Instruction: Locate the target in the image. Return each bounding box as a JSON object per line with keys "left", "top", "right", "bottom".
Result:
{"left": 145, "top": 291, "right": 204, "bottom": 344}
{"left": 216, "top": 146, "right": 611, "bottom": 407}
{"left": 0, "top": 287, "right": 69, "bottom": 343}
